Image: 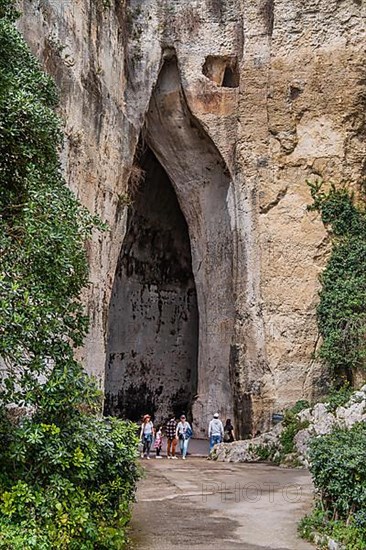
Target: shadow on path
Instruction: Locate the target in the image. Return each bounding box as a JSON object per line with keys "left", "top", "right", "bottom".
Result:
{"left": 130, "top": 459, "right": 315, "bottom": 550}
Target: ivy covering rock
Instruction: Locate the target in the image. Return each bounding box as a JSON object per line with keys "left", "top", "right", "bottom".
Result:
{"left": 0, "top": 2, "right": 138, "bottom": 548}
{"left": 297, "top": 180, "right": 366, "bottom": 550}
{"left": 307, "top": 180, "right": 366, "bottom": 382}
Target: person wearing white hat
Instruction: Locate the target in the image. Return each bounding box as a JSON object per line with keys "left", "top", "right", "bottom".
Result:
{"left": 208, "top": 413, "right": 224, "bottom": 452}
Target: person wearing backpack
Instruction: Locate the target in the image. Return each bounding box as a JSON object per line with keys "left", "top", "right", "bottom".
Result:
{"left": 208, "top": 412, "right": 224, "bottom": 451}
{"left": 175, "top": 414, "right": 192, "bottom": 460}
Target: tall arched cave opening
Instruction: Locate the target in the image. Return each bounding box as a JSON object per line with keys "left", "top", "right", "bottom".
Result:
{"left": 104, "top": 145, "right": 199, "bottom": 423}
{"left": 105, "top": 57, "right": 237, "bottom": 435}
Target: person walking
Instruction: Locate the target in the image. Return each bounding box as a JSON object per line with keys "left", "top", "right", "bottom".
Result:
{"left": 176, "top": 414, "right": 192, "bottom": 460}
{"left": 140, "top": 414, "right": 154, "bottom": 459}
{"left": 154, "top": 426, "right": 163, "bottom": 458}
{"left": 208, "top": 413, "right": 224, "bottom": 452}
{"left": 223, "top": 418, "right": 236, "bottom": 443}
{"left": 166, "top": 415, "right": 178, "bottom": 459}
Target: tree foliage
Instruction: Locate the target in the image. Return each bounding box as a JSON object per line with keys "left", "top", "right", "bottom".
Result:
{"left": 308, "top": 180, "right": 366, "bottom": 382}
{"left": 0, "top": 4, "right": 102, "bottom": 407}
{"left": 0, "top": 3, "right": 138, "bottom": 547}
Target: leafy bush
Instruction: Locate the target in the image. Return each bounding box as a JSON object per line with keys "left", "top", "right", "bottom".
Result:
{"left": 0, "top": 3, "right": 138, "bottom": 548}
{"left": 248, "top": 401, "right": 310, "bottom": 465}
{"left": 299, "top": 423, "right": 366, "bottom": 548}
{"left": 309, "top": 422, "right": 366, "bottom": 520}
{"left": 324, "top": 382, "right": 353, "bottom": 413}
{"left": 252, "top": 443, "right": 278, "bottom": 462}
{"left": 299, "top": 506, "right": 366, "bottom": 550}
{"left": 0, "top": 0, "right": 17, "bottom": 19}
{"left": 286, "top": 400, "right": 310, "bottom": 416}
{"left": 307, "top": 180, "right": 366, "bottom": 381}
{"left": 0, "top": 417, "right": 139, "bottom": 549}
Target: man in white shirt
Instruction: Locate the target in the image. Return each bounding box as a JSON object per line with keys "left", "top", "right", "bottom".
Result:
{"left": 208, "top": 413, "right": 224, "bottom": 452}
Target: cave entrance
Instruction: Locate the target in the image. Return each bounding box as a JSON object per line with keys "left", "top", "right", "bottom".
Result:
{"left": 104, "top": 144, "right": 199, "bottom": 424}
{"left": 105, "top": 56, "right": 236, "bottom": 436}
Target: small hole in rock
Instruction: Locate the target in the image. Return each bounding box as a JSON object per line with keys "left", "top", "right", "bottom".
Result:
{"left": 202, "top": 55, "right": 239, "bottom": 88}
{"left": 289, "top": 85, "right": 302, "bottom": 101}
{"left": 222, "top": 65, "right": 239, "bottom": 88}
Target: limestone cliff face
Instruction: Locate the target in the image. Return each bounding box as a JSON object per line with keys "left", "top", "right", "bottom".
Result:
{"left": 18, "top": 0, "right": 365, "bottom": 437}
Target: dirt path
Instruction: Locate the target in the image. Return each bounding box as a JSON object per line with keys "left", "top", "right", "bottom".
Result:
{"left": 130, "top": 458, "right": 315, "bottom": 550}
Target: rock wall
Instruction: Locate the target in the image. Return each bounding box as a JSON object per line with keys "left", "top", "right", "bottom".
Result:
{"left": 17, "top": 0, "right": 132, "bottom": 385}
{"left": 17, "top": 0, "right": 366, "bottom": 436}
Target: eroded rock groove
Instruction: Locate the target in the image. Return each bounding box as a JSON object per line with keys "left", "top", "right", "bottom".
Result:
{"left": 105, "top": 145, "right": 199, "bottom": 422}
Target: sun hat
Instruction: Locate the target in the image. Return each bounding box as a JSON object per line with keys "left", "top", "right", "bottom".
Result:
{"left": 143, "top": 414, "right": 151, "bottom": 421}
{"left": 213, "top": 412, "right": 219, "bottom": 418}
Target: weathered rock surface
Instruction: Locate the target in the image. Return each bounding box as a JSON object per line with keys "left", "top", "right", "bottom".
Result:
{"left": 294, "top": 384, "right": 366, "bottom": 462}
{"left": 17, "top": 0, "right": 366, "bottom": 435}
{"left": 214, "top": 422, "right": 284, "bottom": 462}
{"left": 215, "top": 385, "right": 366, "bottom": 463}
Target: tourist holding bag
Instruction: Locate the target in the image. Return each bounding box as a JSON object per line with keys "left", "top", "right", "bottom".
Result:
{"left": 175, "top": 414, "right": 192, "bottom": 460}
{"left": 140, "top": 414, "right": 155, "bottom": 459}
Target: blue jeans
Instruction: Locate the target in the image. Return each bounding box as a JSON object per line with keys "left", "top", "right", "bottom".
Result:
{"left": 143, "top": 434, "right": 153, "bottom": 456}
{"left": 210, "top": 435, "right": 222, "bottom": 451}
{"left": 179, "top": 437, "right": 190, "bottom": 458}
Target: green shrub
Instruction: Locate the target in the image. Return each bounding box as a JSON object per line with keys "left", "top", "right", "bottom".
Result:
{"left": 248, "top": 401, "right": 310, "bottom": 464}
{"left": 309, "top": 422, "right": 366, "bottom": 521}
{"left": 0, "top": 417, "right": 139, "bottom": 549}
{"left": 0, "top": 2, "right": 137, "bottom": 547}
{"left": 298, "top": 505, "right": 327, "bottom": 541}
{"left": 324, "top": 382, "right": 354, "bottom": 413}
{"left": 299, "top": 506, "right": 366, "bottom": 550}
{"left": 287, "top": 400, "right": 311, "bottom": 416}
{"left": 250, "top": 443, "right": 278, "bottom": 462}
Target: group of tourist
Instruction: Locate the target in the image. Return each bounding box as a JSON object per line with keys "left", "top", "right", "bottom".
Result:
{"left": 139, "top": 412, "right": 235, "bottom": 459}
